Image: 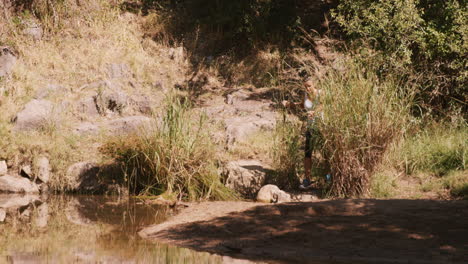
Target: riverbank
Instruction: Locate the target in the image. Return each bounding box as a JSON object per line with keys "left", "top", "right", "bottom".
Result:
{"left": 140, "top": 199, "right": 468, "bottom": 264}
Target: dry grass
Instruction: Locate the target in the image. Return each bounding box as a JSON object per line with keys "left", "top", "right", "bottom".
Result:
{"left": 101, "top": 97, "right": 237, "bottom": 200}
{"left": 316, "top": 57, "right": 413, "bottom": 197}
{"left": 0, "top": 1, "right": 190, "bottom": 191}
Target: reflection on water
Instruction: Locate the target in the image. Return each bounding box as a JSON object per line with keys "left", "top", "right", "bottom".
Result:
{"left": 0, "top": 195, "right": 256, "bottom": 263}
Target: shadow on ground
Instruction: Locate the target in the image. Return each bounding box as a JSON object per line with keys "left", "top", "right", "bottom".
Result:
{"left": 144, "top": 199, "right": 468, "bottom": 264}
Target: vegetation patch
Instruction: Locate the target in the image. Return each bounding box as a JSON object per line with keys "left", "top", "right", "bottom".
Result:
{"left": 317, "top": 58, "right": 412, "bottom": 197}
{"left": 102, "top": 98, "right": 236, "bottom": 201}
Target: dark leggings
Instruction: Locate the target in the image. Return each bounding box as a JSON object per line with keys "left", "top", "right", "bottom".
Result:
{"left": 305, "top": 126, "right": 321, "bottom": 158}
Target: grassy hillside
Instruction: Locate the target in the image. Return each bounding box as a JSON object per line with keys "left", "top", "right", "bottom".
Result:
{"left": 0, "top": 0, "right": 466, "bottom": 199}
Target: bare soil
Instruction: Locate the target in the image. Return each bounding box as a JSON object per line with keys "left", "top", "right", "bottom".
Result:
{"left": 140, "top": 199, "right": 468, "bottom": 264}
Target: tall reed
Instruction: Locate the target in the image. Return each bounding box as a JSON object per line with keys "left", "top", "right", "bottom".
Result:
{"left": 102, "top": 97, "right": 236, "bottom": 201}
{"left": 318, "top": 58, "right": 413, "bottom": 197}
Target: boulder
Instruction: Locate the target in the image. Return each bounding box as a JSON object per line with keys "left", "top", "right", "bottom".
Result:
{"left": 256, "top": 184, "right": 291, "bottom": 203}
{"left": 0, "top": 175, "right": 39, "bottom": 193}
{"left": 225, "top": 113, "right": 275, "bottom": 146}
{"left": 20, "top": 165, "right": 33, "bottom": 179}
{"left": 76, "top": 97, "right": 100, "bottom": 117}
{"left": 66, "top": 162, "right": 101, "bottom": 193}
{"left": 23, "top": 20, "right": 43, "bottom": 40}
{"left": 73, "top": 122, "right": 99, "bottom": 136}
{"left": 0, "top": 46, "right": 17, "bottom": 78}
{"left": 129, "top": 95, "right": 154, "bottom": 114}
{"left": 106, "top": 63, "right": 131, "bottom": 79}
{"left": 0, "top": 160, "right": 7, "bottom": 176}
{"left": 13, "top": 99, "right": 54, "bottom": 131}
{"left": 224, "top": 160, "right": 269, "bottom": 198}
{"left": 34, "top": 84, "right": 68, "bottom": 99}
{"left": 0, "top": 208, "right": 5, "bottom": 222}
{"left": 226, "top": 90, "right": 250, "bottom": 105}
{"left": 34, "top": 156, "right": 50, "bottom": 183}
{"left": 105, "top": 116, "right": 151, "bottom": 135}
{"left": 95, "top": 85, "right": 128, "bottom": 114}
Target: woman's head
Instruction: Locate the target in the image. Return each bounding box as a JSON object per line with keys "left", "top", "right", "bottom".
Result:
{"left": 304, "top": 79, "right": 320, "bottom": 98}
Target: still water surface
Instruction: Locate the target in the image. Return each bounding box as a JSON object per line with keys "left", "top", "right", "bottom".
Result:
{"left": 0, "top": 194, "right": 258, "bottom": 263}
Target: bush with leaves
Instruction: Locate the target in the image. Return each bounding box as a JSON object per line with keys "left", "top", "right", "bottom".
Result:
{"left": 333, "top": 0, "right": 467, "bottom": 113}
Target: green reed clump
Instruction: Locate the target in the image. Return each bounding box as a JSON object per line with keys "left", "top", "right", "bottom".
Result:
{"left": 394, "top": 125, "right": 467, "bottom": 177}
{"left": 102, "top": 98, "right": 236, "bottom": 201}
{"left": 318, "top": 58, "right": 413, "bottom": 197}
{"left": 270, "top": 115, "right": 303, "bottom": 190}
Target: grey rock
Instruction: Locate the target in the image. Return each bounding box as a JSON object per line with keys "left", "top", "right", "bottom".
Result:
{"left": 257, "top": 184, "right": 291, "bottom": 203}
{"left": 34, "top": 84, "right": 67, "bottom": 99}
{"left": 38, "top": 183, "right": 49, "bottom": 194}
{"left": 34, "top": 202, "right": 48, "bottom": 228}
{"left": 130, "top": 95, "right": 153, "bottom": 114}
{"left": 95, "top": 84, "right": 128, "bottom": 114}
{"left": 0, "top": 160, "right": 7, "bottom": 176}
{"left": 20, "top": 165, "right": 33, "bottom": 179}
{"left": 105, "top": 116, "right": 151, "bottom": 135}
{"left": 224, "top": 160, "right": 269, "bottom": 198}
{"left": 73, "top": 122, "right": 99, "bottom": 135}
{"left": 13, "top": 99, "right": 54, "bottom": 131}
{"left": 0, "top": 208, "right": 5, "bottom": 222}
{"left": 0, "top": 46, "right": 17, "bottom": 78}
{"left": 23, "top": 20, "right": 43, "bottom": 40}
{"left": 76, "top": 97, "right": 100, "bottom": 116}
{"left": 66, "top": 162, "right": 101, "bottom": 193}
{"left": 226, "top": 90, "right": 250, "bottom": 105}
{"left": 225, "top": 113, "right": 275, "bottom": 146}
{"left": 0, "top": 175, "right": 39, "bottom": 193}
{"left": 106, "top": 63, "right": 131, "bottom": 79}
{"left": 34, "top": 156, "right": 50, "bottom": 183}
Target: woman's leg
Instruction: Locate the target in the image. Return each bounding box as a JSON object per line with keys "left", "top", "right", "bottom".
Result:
{"left": 304, "top": 129, "right": 312, "bottom": 179}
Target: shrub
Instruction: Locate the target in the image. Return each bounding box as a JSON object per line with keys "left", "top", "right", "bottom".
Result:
{"left": 370, "top": 170, "right": 398, "bottom": 198}
{"left": 317, "top": 58, "right": 412, "bottom": 197}
{"left": 394, "top": 125, "right": 467, "bottom": 176}
{"left": 333, "top": 0, "right": 467, "bottom": 113}
{"left": 270, "top": 115, "right": 303, "bottom": 190}
{"left": 445, "top": 171, "right": 468, "bottom": 199}
{"left": 102, "top": 98, "right": 236, "bottom": 201}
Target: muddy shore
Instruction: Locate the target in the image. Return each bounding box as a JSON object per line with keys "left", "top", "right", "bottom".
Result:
{"left": 140, "top": 199, "right": 468, "bottom": 264}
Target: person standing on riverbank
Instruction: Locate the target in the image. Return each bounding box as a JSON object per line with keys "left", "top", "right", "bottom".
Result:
{"left": 282, "top": 79, "right": 324, "bottom": 189}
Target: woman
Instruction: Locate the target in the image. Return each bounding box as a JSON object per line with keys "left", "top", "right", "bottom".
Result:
{"left": 283, "top": 79, "right": 323, "bottom": 189}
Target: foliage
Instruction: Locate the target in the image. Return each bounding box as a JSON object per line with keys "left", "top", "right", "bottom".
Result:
{"left": 270, "top": 115, "right": 303, "bottom": 190}
{"left": 370, "top": 170, "right": 398, "bottom": 198}
{"left": 317, "top": 58, "right": 412, "bottom": 197}
{"left": 102, "top": 97, "right": 236, "bottom": 201}
{"left": 392, "top": 124, "right": 467, "bottom": 176}
{"left": 140, "top": 0, "right": 336, "bottom": 55}
{"left": 333, "top": 0, "right": 467, "bottom": 113}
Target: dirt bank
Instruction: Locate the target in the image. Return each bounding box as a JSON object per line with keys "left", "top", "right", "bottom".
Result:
{"left": 140, "top": 199, "right": 468, "bottom": 264}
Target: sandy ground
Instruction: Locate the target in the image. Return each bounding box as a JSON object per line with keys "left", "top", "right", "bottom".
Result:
{"left": 139, "top": 199, "right": 468, "bottom": 264}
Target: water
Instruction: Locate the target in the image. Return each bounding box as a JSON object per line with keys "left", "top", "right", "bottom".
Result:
{"left": 0, "top": 194, "right": 256, "bottom": 263}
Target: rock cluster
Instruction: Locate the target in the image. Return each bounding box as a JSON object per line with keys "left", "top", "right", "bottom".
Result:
{"left": 0, "top": 157, "right": 50, "bottom": 194}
